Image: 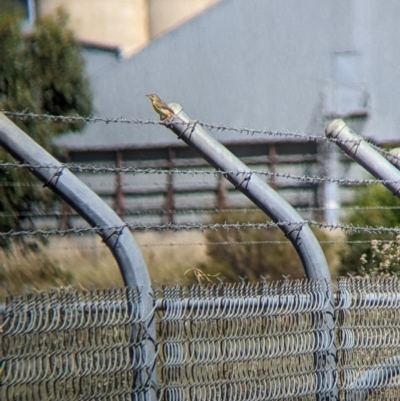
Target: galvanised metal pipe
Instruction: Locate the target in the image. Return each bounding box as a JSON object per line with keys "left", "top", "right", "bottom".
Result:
{"left": 166, "top": 104, "right": 337, "bottom": 401}
{"left": 167, "top": 104, "right": 331, "bottom": 282}
{"left": 384, "top": 147, "right": 400, "bottom": 170}
{"left": 0, "top": 113, "right": 156, "bottom": 401}
{"left": 0, "top": 114, "right": 151, "bottom": 289}
{"left": 168, "top": 105, "right": 331, "bottom": 281}
{"left": 326, "top": 119, "right": 400, "bottom": 401}
{"left": 326, "top": 119, "right": 400, "bottom": 195}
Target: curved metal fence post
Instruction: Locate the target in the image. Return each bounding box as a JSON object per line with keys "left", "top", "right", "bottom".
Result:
{"left": 163, "top": 104, "right": 338, "bottom": 400}
{"left": 0, "top": 113, "right": 156, "bottom": 401}
{"left": 326, "top": 119, "right": 400, "bottom": 195}
{"left": 326, "top": 119, "right": 400, "bottom": 401}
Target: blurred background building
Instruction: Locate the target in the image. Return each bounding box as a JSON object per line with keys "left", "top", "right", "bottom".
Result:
{"left": 7, "top": 0, "right": 400, "bottom": 226}
{"left": 13, "top": 0, "right": 223, "bottom": 56}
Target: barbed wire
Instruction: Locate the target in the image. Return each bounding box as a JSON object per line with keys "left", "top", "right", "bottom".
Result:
{"left": 1, "top": 220, "right": 400, "bottom": 238}
{"left": 0, "top": 161, "right": 398, "bottom": 186}
{"left": 0, "top": 110, "right": 366, "bottom": 145}
{"left": 2, "top": 110, "right": 160, "bottom": 126}
{"left": 2, "top": 111, "right": 400, "bottom": 242}
{"left": 1, "top": 205, "right": 400, "bottom": 219}
{"left": 139, "top": 239, "right": 391, "bottom": 247}
{"left": 6, "top": 239, "right": 388, "bottom": 253}
{"left": 6, "top": 110, "right": 400, "bottom": 166}
{"left": 368, "top": 142, "right": 400, "bottom": 164}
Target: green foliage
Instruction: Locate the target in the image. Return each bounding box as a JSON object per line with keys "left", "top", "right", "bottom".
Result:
{"left": 358, "top": 236, "right": 400, "bottom": 277}
{"left": 337, "top": 184, "right": 400, "bottom": 276}
{"left": 0, "top": 0, "right": 27, "bottom": 17}
{"left": 0, "top": 10, "right": 92, "bottom": 145}
{"left": 0, "top": 10, "right": 92, "bottom": 249}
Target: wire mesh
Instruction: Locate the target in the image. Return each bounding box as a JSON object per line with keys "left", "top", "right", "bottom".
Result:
{"left": 336, "top": 277, "right": 400, "bottom": 401}
{"left": 2, "top": 278, "right": 400, "bottom": 400}
{"left": 157, "top": 280, "right": 332, "bottom": 401}
{"left": 1, "top": 287, "right": 156, "bottom": 401}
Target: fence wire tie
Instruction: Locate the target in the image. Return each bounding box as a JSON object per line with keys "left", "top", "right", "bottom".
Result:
{"left": 177, "top": 119, "right": 199, "bottom": 139}
{"left": 345, "top": 138, "right": 362, "bottom": 156}
{"left": 284, "top": 222, "right": 306, "bottom": 240}
{"left": 143, "top": 303, "right": 158, "bottom": 327}
{"left": 42, "top": 166, "right": 65, "bottom": 188}
{"left": 187, "top": 120, "right": 199, "bottom": 139}
{"left": 235, "top": 172, "right": 252, "bottom": 189}
{"left": 102, "top": 223, "right": 128, "bottom": 247}
{"left": 159, "top": 115, "right": 176, "bottom": 129}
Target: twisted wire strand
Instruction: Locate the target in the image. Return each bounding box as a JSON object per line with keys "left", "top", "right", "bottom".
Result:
{"left": 1, "top": 220, "right": 400, "bottom": 238}
{"left": 0, "top": 110, "right": 347, "bottom": 144}
{"left": 5, "top": 109, "right": 394, "bottom": 160}
{"left": 0, "top": 161, "right": 399, "bottom": 187}
{"left": 0, "top": 205, "right": 399, "bottom": 220}
{"left": 5, "top": 110, "right": 400, "bottom": 184}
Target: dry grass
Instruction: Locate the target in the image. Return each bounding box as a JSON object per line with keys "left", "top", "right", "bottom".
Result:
{"left": 0, "top": 232, "right": 211, "bottom": 301}
{"left": 135, "top": 231, "right": 211, "bottom": 284}
{"left": 0, "top": 229, "right": 343, "bottom": 302}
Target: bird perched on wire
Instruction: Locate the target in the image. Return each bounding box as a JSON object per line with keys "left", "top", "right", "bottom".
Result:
{"left": 146, "top": 94, "right": 175, "bottom": 122}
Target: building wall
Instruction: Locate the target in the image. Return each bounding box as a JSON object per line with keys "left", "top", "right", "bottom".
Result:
{"left": 37, "top": 0, "right": 223, "bottom": 56}
{"left": 37, "top": 0, "right": 150, "bottom": 56}
{"left": 147, "top": 0, "right": 221, "bottom": 39}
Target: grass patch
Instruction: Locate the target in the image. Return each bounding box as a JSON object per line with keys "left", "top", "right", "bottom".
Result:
{"left": 0, "top": 232, "right": 210, "bottom": 301}
{"left": 0, "top": 229, "right": 343, "bottom": 302}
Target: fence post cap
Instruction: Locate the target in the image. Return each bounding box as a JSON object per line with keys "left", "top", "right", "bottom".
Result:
{"left": 325, "top": 119, "right": 346, "bottom": 139}
{"left": 170, "top": 103, "right": 183, "bottom": 114}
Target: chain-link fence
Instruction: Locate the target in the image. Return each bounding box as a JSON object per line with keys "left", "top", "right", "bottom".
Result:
{"left": 1, "top": 287, "right": 156, "bottom": 401}
{"left": 2, "top": 277, "right": 400, "bottom": 400}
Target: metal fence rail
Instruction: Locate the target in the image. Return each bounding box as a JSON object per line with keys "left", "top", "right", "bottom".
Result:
{"left": 2, "top": 278, "right": 400, "bottom": 400}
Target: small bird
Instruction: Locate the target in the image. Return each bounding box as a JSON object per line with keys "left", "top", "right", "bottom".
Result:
{"left": 146, "top": 94, "right": 175, "bottom": 122}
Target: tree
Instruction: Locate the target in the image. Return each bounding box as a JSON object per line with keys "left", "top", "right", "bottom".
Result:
{"left": 337, "top": 184, "right": 400, "bottom": 276}
{"left": 0, "top": 9, "right": 93, "bottom": 249}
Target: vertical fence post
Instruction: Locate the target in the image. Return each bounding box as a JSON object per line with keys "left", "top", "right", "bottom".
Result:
{"left": 0, "top": 113, "right": 157, "bottom": 401}
{"left": 61, "top": 151, "right": 73, "bottom": 229}
{"left": 324, "top": 145, "right": 340, "bottom": 224}
{"left": 158, "top": 104, "right": 338, "bottom": 401}
{"left": 166, "top": 148, "right": 175, "bottom": 224}
{"left": 217, "top": 174, "right": 227, "bottom": 210}
{"left": 115, "top": 150, "right": 125, "bottom": 218}
{"left": 268, "top": 144, "right": 277, "bottom": 189}
{"left": 316, "top": 142, "right": 328, "bottom": 221}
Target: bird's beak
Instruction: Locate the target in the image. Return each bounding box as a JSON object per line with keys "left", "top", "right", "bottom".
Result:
{"left": 146, "top": 94, "right": 150, "bottom": 97}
